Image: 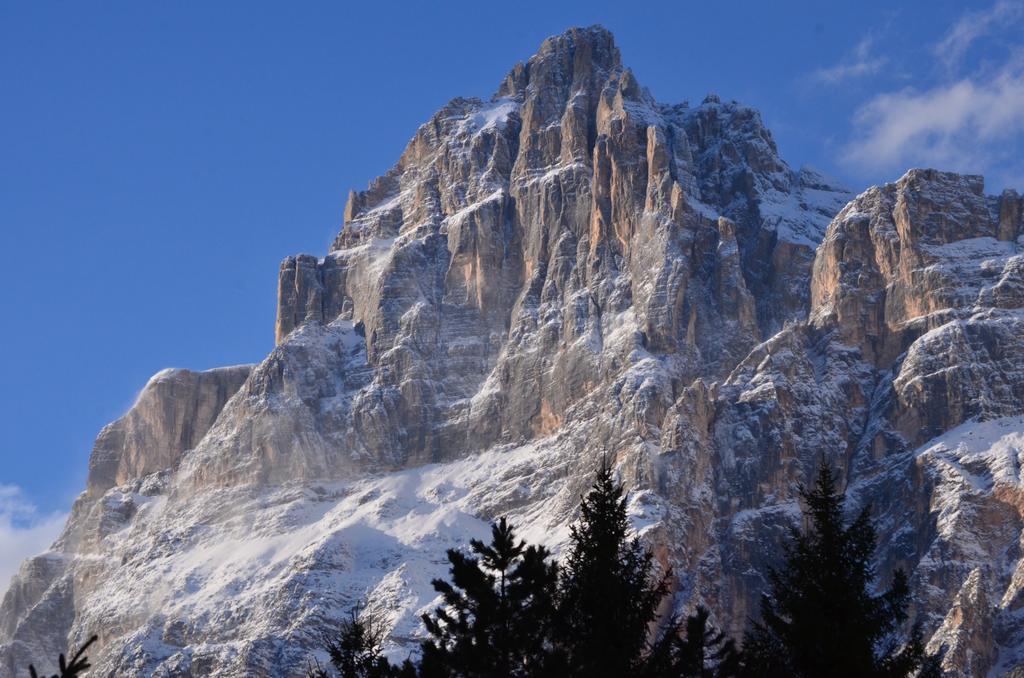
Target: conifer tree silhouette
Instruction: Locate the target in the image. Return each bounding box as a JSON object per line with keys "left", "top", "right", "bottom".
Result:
{"left": 309, "top": 604, "right": 414, "bottom": 678}
{"left": 644, "top": 606, "right": 739, "bottom": 677}
{"left": 739, "top": 462, "right": 931, "bottom": 677}
{"left": 555, "top": 459, "right": 669, "bottom": 678}
{"left": 28, "top": 635, "right": 97, "bottom": 678}
{"left": 301, "top": 459, "right": 940, "bottom": 678}
{"left": 419, "top": 517, "right": 560, "bottom": 677}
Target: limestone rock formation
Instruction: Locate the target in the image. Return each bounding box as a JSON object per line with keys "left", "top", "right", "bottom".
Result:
{"left": 86, "top": 366, "right": 252, "bottom": 495}
{"left": 2, "top": 26, "right": 1021, "bottom": 676}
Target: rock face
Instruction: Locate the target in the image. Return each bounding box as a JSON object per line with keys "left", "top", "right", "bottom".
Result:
{"left": 2, "top": 26, "right": 1022, "bottom": 677}
{"left": 86, "top": 366, "right": 252, "bottom": 495}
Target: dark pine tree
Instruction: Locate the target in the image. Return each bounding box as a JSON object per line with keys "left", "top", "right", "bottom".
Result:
{"left": 29, "top": 635, "right": 97, "bottom": 678}
{"left": 419, "top": 517, "right": 560, "bottom": 677}
{"left": 555, "top": 460, "right": 669, "bottom": 678}
{"left": 308, "top": 604, "right": 414, "bottom": 678}
{"left": 643, "top": 606, "right": 739, "bottom": 678}
{"left": 740, "top": 462, "right": 931, "bottom": 678}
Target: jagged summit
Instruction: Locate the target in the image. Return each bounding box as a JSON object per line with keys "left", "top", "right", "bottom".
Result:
{"left": 339, "top": 27, "right": 803, "bottom": 238}
{"left": 497, "top": 25, "right": 622, "bottom": 101}
{"left": 537, "top": 24, "right": 619, "bottom": 65}
{"left": 320, "top": 27, "right": 848, "bottom": 357}
{"left": 3, "top": 26, "right": 1023, "bottom": 677}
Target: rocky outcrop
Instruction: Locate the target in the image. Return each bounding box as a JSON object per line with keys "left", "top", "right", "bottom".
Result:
{"left": 86, "top": 365, "right": 252, "bottom": 495}
{"left": 893, "top": 310, "right": 1024, "bottom": 445}
{"left": 275, "top": 255, "right": 326, "bottom": 344}
{"left": 999, "top": 189, "right": 1024, "bottom": 242}
{"left": 0, "top": 554, "right": 73, "bottom": 678}
{"left": 914, "top": 417, "right": 1024, "bottom": 677}
{"left": 810, "top": 170, "right": 1024, "bottom": 367}
{"left": 927, "top": 568, "right": 996, "bottom": 676}
{"left": 260, "top": 25, "right": 849, "bottom": 494}
{"left": 4, "top": 26, "right": 1024, "bottom": 677}
{"left": 809, "top": 169, "right": 1024, "bottom": 447}
{"left": 686, "top": 169, "right": 1024, "bottom": 670}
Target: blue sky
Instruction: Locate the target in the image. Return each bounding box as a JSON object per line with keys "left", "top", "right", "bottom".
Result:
{"left": 2, "top": 0, "right": 1023, "bottom": 579}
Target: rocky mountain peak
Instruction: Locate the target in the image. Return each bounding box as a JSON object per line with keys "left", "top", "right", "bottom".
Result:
{"left": 811, "top": 167, "right": 1024, "bottom": 368}
{"left": 496, "top": 25, "right": 622, "bottom": 102}
{"left": 6, "top": 26, "right": 1024, "bottom": 677}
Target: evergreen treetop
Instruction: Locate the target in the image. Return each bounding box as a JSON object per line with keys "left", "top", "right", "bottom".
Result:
{"left": 556, "top": 459, "right": 669, "bottom": 678}
{"left": 741, "top": 462, "right": 929, "bottom": 678}
{"left": 419, "top": 517, "right": 560, "bottom": 678}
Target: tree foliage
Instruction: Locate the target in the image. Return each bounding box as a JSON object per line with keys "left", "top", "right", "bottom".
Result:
{"left": 308, "top": 604, "right": 414, "bottom": 678}
{"left": 306, "top": 459, "right": 941, "bottom": 678}
{"left": 29, "top": 635, "right": 97, "bottom": 678}
{"left": 740, "top": 463, "right": 931, "bottom": 678}
{"left": 419, "top": 517, "right": 560, "bottom": 677}
{"left": 644, "top": 606, "right": 740, "bottom": 678}
{"left": 555, "top": 460, "right": 669, "bottom": 678}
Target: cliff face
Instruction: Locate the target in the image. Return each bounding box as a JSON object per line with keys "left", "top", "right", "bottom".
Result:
{"left": 2, "top": 26, "right": 1022, "bottom": 676}
{"left": 255, "top": 27, "right": 848, "bottom": 494}
{"left": 86, "top": 366, "right": 252, "bottom": 496}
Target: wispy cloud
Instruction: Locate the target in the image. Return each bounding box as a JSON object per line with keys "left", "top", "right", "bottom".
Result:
{"left": 843, "top": 57, "right": 1024, "bottom": 182}
{"left": 934, "top": 0, "right": 1024, "bottom": 68}
{"left": 839, "top": 2, "right": 1024, "bottom": 187}
{"left": 0, "top": 485, "right": 66, "bottom": 598}
{"left": 812, "top": 34, "right": 887, "bottom": 85}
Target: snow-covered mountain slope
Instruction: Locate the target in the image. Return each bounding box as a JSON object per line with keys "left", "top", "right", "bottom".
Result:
{"left": 3, "top": 26, "right": 1024, "bottom": 677}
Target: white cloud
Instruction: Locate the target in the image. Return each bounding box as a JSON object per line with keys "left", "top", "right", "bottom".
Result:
{"left": 0, "top": 485, "right": 67, "bottom": 598}
{"left": 812, "top": 34, "right": 887, "bottom": 84}
{"left": 934, "top": 0, "right": 1023, "bottom": 68}
{"left": 844, "top": 58, "right": 1024, "bottom": 184}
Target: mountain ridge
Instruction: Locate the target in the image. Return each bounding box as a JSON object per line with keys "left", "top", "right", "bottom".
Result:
{"left": 2, "top": 25, "right": 1022, "bottom": 676}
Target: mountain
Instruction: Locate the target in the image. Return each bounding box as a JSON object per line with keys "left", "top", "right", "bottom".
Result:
{"left": 3, "top": 25, "right": 1023, "bottom": 676}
